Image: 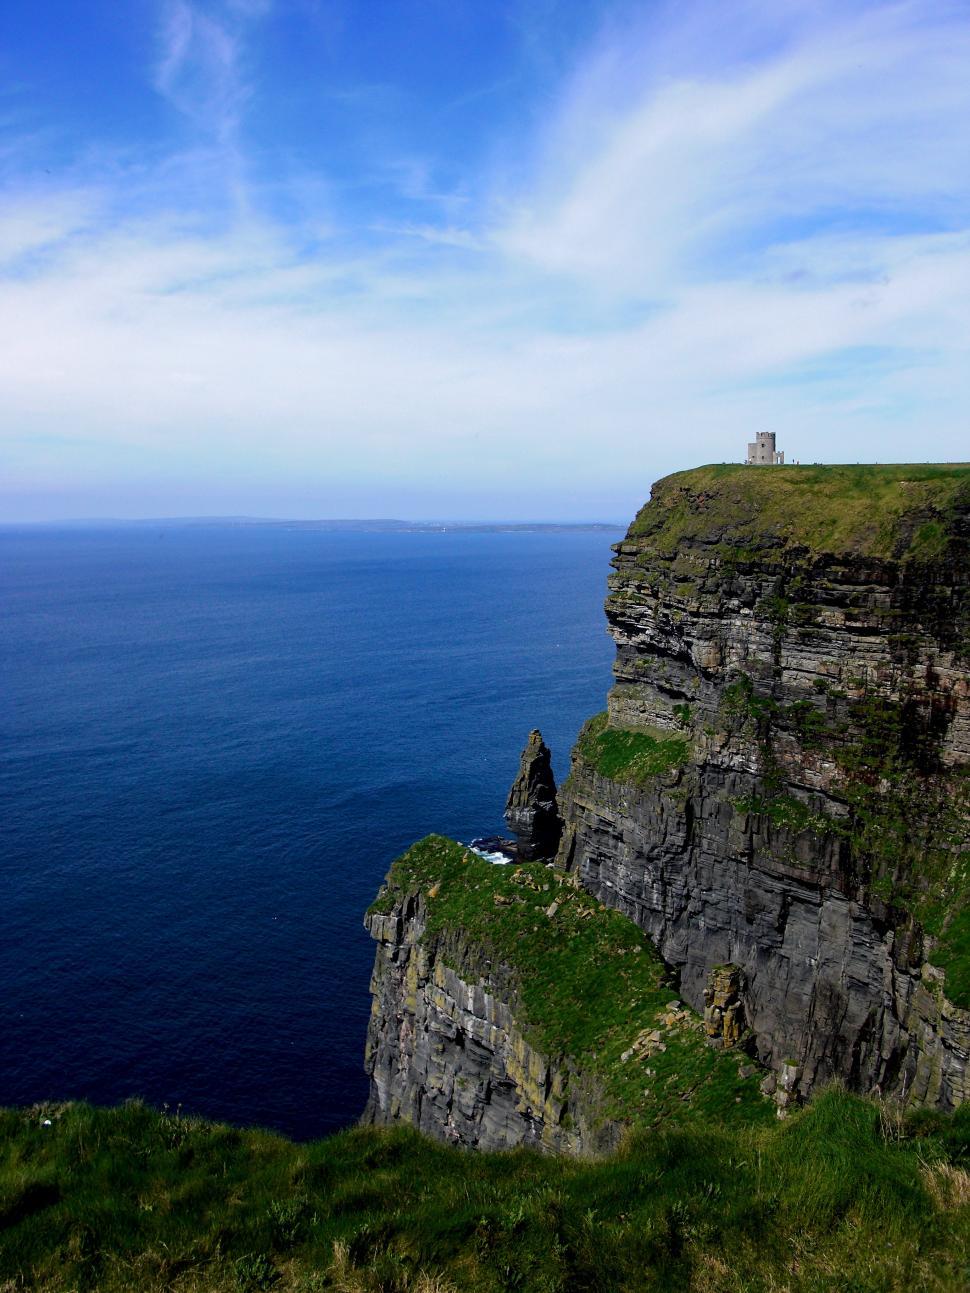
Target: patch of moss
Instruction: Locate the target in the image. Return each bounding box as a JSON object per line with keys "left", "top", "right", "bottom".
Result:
{"left": 721, "top": 674, "right": 776, "bottom": 724}
{"left": 924, "top": 889, "right": 970, "bottom": 1008}
{"left": 731, "top": 793, "right": 827, "bottom": 835}
{"left": 783, "top": 699, "right": 830, "bottom": 748}
{"left": 374, "top": 835, "right": 771, "bottom": 1130}
{"left": 576, "top": 712, "right": 690, "bottom": 784}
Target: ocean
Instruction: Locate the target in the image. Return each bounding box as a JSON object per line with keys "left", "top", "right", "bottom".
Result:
{"left": 0, "top": 524, "right": 618, "bottom": 1139}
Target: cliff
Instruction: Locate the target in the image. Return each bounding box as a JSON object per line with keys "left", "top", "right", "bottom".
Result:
{"left": 559, "top": 463, "right": 970, "bottom": 1109}
{"left": 364, "top": 463, "right": 969, "bottom": 1154}
{"left": 363, "top": 836, "right": 769, "bottom": 1150}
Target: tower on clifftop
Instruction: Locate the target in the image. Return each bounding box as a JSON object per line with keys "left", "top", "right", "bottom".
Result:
{"left": 746, "top": 432, "right": 784, "bottom": 465}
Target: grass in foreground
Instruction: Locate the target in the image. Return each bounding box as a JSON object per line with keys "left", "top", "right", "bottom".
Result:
{"left": 369, "top": 835, "right": 768, "bottom": 1129}
{"left": 0, "top": 1090, "right": 968, "bottom": 1292}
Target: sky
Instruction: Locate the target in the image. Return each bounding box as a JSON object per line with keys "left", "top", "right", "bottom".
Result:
{"left": 1, "top": 0, "right": 968, "bottom": 522}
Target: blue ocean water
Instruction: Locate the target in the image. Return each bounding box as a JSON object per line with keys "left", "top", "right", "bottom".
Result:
{"left": 0, "top": 525, "right": 617, "bottom": 1139}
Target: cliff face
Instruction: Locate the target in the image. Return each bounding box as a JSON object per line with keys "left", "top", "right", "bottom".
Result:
{"left": 363, "top": 892, "right": 608, "bottom": 1153}
{"left": 363, "top": 836, "right": 770, "bottom": 1152}
{"left": 363, "top": 465, "right": 969, "bottom": 1151}
{"left": 557, "top": 464, "right": 970, "bottom": 1109}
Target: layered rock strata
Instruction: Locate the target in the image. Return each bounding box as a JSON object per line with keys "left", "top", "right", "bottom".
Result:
{"left": 362, "top": 466, "right": 969, "bottom": 1151}
{"left": 557, "top": 465, "right": 970, "bottom": 1109}
{"left": 362, "top": 892, "right": 612, "bottom": 1152}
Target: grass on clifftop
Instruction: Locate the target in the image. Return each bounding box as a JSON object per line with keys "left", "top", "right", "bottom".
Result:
{"left": 371, "top": 835, "right": 769, "bottom": 1130}
{"left": 1, "top": 1091, "right": 968, "bottom": 1292}
{"left": 627, "top": 462, "right": 970, "bottom": 560}
{"left": 574, "top": 712, "right": 689, "bottom": 785}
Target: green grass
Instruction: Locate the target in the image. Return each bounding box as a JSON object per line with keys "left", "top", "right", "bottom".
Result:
{"left": 0, "top": 1090, "right": 967, "bottom": 1291}
{"left": 370, "top": 835, "right": 769, "bottom": 1130}
{"left": 574, "top": 713, "right": 690, "bottom": 785}
{"left": 626, "top": 462, "right": 970, "bottom": 560}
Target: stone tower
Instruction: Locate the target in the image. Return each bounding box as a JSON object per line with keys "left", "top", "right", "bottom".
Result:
{"left": 746, "top": 432, "right": 784, "bottom": 465}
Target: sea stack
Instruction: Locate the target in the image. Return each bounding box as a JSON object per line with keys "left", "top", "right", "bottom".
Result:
{"left": 504, "top": 729, "right": 562, "bottom": 860}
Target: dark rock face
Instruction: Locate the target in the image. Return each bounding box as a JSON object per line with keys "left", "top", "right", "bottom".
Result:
{"left": 504, "top": 730, "right": 562, "bottom": 861}
{"left": 556, "top": 472, "right": 970, "bottom": 1110}
{"left": 362, "top": 893, "right": 617, "bottom": 1153}
{"left": 559, "top": 758, "right": 968, "bottom": 1109}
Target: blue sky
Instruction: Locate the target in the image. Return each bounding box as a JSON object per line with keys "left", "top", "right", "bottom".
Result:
{"left": 2, "top": 0, "right": 969, "bottom": 521}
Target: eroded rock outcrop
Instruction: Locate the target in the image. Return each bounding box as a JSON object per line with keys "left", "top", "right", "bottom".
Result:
{"left": 703, "top": 965, "right": 746, "bottom": 1048}
{"left": 557, "top": 464, "right": 970, "bottom": 1109}
{"left": 362, "top": 892, "right": 614, "bottom": 1153}
{"left": 504, "top": 729, "right": 562, "bottom": 860}
{"left": 362, "top": 836, "right": 770, "bottom": 1151}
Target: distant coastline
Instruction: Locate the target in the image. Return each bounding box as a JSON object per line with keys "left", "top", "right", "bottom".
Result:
{"left": 3, "top": 517, "right": 625, "bottom": 534}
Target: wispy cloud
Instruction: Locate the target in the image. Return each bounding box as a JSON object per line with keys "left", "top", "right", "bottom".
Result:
{"left": 154, "top": 0, "right": 264, "bottom": 143}
{"left": 498, "top": 2, "right": 970, "bottom": 292}
{"left": 373, "top": 223, "right": 484, "bottom": 251}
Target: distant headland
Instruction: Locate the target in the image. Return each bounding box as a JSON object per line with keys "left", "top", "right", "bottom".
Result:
{"left": 6, "top": 516, "right": 625, "bottom": 534}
